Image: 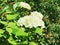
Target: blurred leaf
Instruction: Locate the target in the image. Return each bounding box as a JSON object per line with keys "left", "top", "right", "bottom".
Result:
{"left": 57, "top": 6, "right": 60, "bottom": 11}
{"left": 0, "top": 29, "right": 5, "bottom": 34}
{"left": 35, "top": 28, "right": 43, "bottom": 35}
{"left": 12, "top": 26, "right": 19, "bottom": 35}
{"left": 6, "top": 27, "right": 12, "bottom": 34}
{"left": 8, "top": 22, "right": 16, "bottom": 27}
{"left": 7, "top": 35, "right": 17, "bottom": 45}
{"left": 7, "top": 22, "right": 19, "bottom": 34}
{"left": 16, "top": 28, "right": 28, "bottom": 36}
{"left": 0, "top": 29, "right": 5, "bottom": 37}
{"left": 0, "top": 21, "right": 7, "bottom": 26}
{"left": 29, "top": 42, "right": 38, "bottom": 45}
{"left": 0, "top": 34, "right": 3, "bottom": 37}
{"left": 23, "top": 40, "right": 28, "bottom": 44}
{"left": 5, "top": 9, "right": 12, "bottom": 13}
{"left": 6, "top": 14, "right": 18, "bottom": 20}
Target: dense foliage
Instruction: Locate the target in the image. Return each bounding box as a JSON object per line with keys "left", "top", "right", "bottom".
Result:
{"left": 0, "top": 0, "right": 60, "bottom": 45}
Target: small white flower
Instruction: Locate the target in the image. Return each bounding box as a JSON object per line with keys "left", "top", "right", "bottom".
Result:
{"left": 19, "top": 2, "right": 31, "bottom": 10}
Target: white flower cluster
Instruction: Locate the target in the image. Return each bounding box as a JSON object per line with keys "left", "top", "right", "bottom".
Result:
{"left": 19, "top": 2, "right": 31, "bottom": 10}
{"left": 17, "top": 11, "right": 45, "bottom": 28}
{"left": 13, "top": 2, "right": 31, "bottom": 11}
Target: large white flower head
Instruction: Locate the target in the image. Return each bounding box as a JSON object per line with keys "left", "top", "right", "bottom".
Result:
{"left": 17, "top": 11, "right": 45, "bottom": 28}
{"left": 19, "top": 2, "right": 31, "bottom": 10}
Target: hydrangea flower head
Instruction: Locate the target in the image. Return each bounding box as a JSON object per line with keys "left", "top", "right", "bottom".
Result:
{"left": 17, "top": 11, "right": 45, "bottom": 28}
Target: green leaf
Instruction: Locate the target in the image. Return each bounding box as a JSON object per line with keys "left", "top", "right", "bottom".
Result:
{"left": 35, "top": 28, "right": 43, "bottom": 35}
{"left": 8, "top": 22, "right": 16, "bottom": 27}
{"left": 6, "top": 27, "right": 12, "bottom": 34}
{"left": 8, "top": 35, "right": 17, "bottom": 45}
{"left": 16, "top": 28, "right": 28, "bottom": 36}
{"left": 6, "top": 14, "right": 18, "bottom": 20}
{"left": 29, "top": 42, "right": 38, "bottom": 45}
{"left": 0, "top": 21, "right": 7, "bottom": 26}
{"left": 12, "top": 27, "right": 19, "bottom": 35}
{"left": 0, "top": 29, "right": 5, "bottom": 37}
{"left": 7, "top": 22, "right": 19, "bottom": 34}
{"left": 23, "top": 40, "right": 28, "bottom": 44}
{"left": 57, "top": 6, "right": 60, "bottom": 11}
{"left": 0, "top": 29, "right": 5, "bottom": 34}
{"left": 5, "top": 9, "right": 12, "bottom": 13}
{"left": 0, "top": 34, "right": 3, "bottom": 37}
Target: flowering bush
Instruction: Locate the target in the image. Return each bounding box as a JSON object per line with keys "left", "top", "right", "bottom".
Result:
{"left": 0, "top": 0, "right": 60, "bottom": 45}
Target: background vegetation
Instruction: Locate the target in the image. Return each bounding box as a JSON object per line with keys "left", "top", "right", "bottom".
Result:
{"left": 0, "top": 0, "right": 60, "bottom": 45}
